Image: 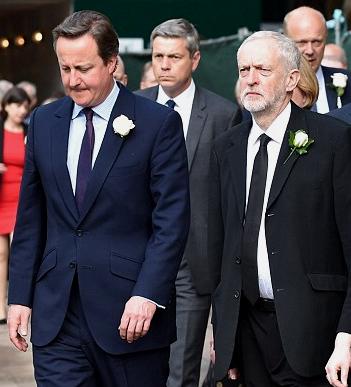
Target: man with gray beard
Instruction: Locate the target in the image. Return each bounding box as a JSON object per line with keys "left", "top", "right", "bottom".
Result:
{"left": 209, "top": 31, "right": 351, "bottom": 386}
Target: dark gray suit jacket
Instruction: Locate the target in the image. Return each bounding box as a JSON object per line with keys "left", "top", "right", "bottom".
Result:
{"left": 136, "top": 85, "right": 241, "bottom": 294}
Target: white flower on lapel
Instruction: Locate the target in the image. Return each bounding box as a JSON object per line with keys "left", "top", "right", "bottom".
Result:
{"left": 283, "top": 130, "right": 314, "bottom": 165}
{"left": 331, "top": 73, "right": 348, "bottom": 108}
{"left": 113, "top": 114, "right": 135, "bottom": 137}
{"left": 331, "top": 73, "right": 348, "bottom": 89}
{"left": 292, "top": 130, "right": 308, "bottom": 147}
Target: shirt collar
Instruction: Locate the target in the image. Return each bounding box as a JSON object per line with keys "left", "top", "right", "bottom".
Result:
{"left": 71, "top": 81, "right": 120, "bottom": 120}
{"left": 157, "top": 79, "right": 195, "bottom": 108}
{"left": 316, "top": 66, "right": 324, "bottom": 83}
{"left": 251, "top": 102, "right": 291, "bottom": 145}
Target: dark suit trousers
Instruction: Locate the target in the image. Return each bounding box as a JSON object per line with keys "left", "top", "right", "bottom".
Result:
{"left": 238, "top": 299, "right": 330, "bottom": 387}
{"left": 167, "top": 258, "right": 211, "bottom": 387}
{"left": 32, "top": 277, "right": 170, "bottom": 387}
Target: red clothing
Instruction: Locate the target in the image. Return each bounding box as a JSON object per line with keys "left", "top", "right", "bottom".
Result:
{"left": 0, "top": 129, "right": 25, "bottom": 234}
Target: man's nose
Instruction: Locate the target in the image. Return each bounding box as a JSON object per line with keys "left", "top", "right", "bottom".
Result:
{"left": 303, "top": 42, "right": 314, "bottom": 55}
{"left": 247, "top": 69, "right": 259, "bottom": 85}
{"left": 161, "top": 57, "right": 171, "bottom": 70}
{"left": 69, "top": 71, "right": 80, "bottom": 87}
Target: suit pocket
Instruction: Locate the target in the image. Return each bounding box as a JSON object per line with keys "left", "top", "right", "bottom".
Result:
{"left": 36, "top": 249, "right": 57, "bottom": 282}
{"left": 110, "top": 252, "right": 142, "bottom": 282}
{"left": 308, "top": 273, "right": 347, "bottom": 292}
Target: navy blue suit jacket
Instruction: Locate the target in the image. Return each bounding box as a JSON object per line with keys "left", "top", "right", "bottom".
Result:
{"left": 8, "top": 84, "right": 190, "bottom": 355}
{"left": 328, "top": 102, "right": 351, "bottom": 124}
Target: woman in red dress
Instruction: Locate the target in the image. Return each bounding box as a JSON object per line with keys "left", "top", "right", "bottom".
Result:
{"left": 0, "top": 87, "right": 30, "bottom": 323}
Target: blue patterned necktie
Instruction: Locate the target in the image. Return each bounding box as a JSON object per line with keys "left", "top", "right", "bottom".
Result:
{"left": 165, "top": 99, "right": 176, "bottom": 109}
{"left": 75, "top": 107, "right": 95, "bottom": 213}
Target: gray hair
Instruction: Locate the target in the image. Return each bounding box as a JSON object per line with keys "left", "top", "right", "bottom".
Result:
{"left": 52, "top": 10, "right": 119, "bottom": 64}
{"left": 150, "top": 18, "right": 200, "bottom": 57}
{"left": 0, "top": 80, "right": 13, "bottom": 101}
{"left": 17, "top": 80, "right": 37, "bottom": 99}
{"left": 238, "top": 31, "right": 301, "bottom": 70}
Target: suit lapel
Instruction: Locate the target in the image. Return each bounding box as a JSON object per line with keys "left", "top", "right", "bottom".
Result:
{"left": 267, "top": 103, "right": 307, "bottom": 210}
{"left": 186, "top": 88, "right": 207, "bottom": 171}
{"left": 227, "top": 122, "right": 251, "bottom": 224}
{"left": 52, "top": 97, "right": 79, "bottom": 221}
{"left": 77, "top": 84, "right": 135, "bottom": 223}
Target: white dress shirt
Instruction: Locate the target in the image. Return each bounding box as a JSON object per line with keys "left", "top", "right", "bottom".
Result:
{"left": 315, "top": 66, "right": 330, "bottom": 114}
{"left": 67, "top": 81, "right": 119, "bottom": 193}
{"left": 246, "top": 103, "right": 291, "bottom": 299}
{"left": 156, "top": 79, "right": 196, "bottom": 138}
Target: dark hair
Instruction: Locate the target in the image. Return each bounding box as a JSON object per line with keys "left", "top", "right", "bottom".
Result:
{"left": 52, "top": 10, "right": 119, "bottom": 64}
{"left": 1, "top": 86, "right": 30, "bottom": 120}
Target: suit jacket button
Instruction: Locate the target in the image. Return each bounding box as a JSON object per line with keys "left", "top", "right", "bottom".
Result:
{"left": 69, "top": 262, "right": 76, "bottom": 269}
{"left": 76, "top": 229, "right": 83, "bottom": 237}
{"left": 234, "top": 290, "right": 240, "bottom": 299}
{"left": 235, "top": 257, "right": 241, "bottom": 264}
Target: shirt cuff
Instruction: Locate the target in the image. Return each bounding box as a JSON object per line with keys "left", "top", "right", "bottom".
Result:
{"left": 141, "top": 297, "right": 166, "bottom": 309}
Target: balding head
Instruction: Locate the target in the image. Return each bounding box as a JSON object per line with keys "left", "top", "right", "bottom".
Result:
{"left": 322, "top": 43, "right": 348, "bottom": 69}
{"left": 283, "top": 6, "right": 327, "bottom": 72}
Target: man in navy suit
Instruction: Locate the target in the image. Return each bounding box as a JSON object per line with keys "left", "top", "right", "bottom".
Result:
{"left": 7, "top": 10, "right": 190, "bottom": 387}
{"left": 284, "top": 6, "right": 351, "bottom": 113}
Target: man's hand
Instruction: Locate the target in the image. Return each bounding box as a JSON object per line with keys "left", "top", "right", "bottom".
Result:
{"left": 7, "top": 304, "right": 31, "bottom": 352}
{"left": 119, "top": 296, "right": 156, "bottom": 343}
{"left": 326, "top": 332, "right": 351, "bottom": 387}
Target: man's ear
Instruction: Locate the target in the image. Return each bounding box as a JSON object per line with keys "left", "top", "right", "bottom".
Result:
{"left": 191, "top": 51, "right": 201, "bottom": 72}
{"left": 108, "top": 56, "right": 118, "bottom": 74}
{"left": 286, "top": 69, "right": 300, "bottom": 92}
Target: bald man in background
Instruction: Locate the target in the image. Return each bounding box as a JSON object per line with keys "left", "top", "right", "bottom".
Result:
{"left": 284, "top": 6, "right": 351, "bottom": 112}
{"left": 322, "top": 43, "right": 348, "bottom": 69}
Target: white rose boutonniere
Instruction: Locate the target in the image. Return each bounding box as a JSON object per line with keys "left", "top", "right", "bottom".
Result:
{"left": 283, "top": 130, "right": 314, "bottom": 164}
{"left": 331, "top": 73, "right": 348, "bottom": 108}
{"left": 113, "top": 114, "right": 135, "bottom": 138}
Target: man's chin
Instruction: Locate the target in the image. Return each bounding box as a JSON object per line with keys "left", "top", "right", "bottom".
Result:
{"left": 243, "top": 100, "right": 267, "bottom": 113}
{"left": 69, "top": 92, "right": 90, "bottom": 106}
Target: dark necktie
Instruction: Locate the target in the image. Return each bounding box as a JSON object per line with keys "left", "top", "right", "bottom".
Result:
{"left": 75, "top": 107, "right": 95, "bottom": 214}
{"left": 165, "top": 99, "right": 176, "bottom": 109}
{"left": 241, "top": 133, "right": 271, "bottom": 305}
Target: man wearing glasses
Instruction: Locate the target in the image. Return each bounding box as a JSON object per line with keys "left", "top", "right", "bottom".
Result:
{"left": 284, "top": 6, "right": 351, "bottom": 113}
